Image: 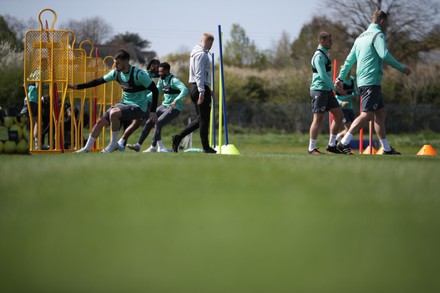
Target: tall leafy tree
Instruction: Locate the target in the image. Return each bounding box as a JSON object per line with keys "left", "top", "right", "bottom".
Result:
{"left": 0, "top": 16, "right": 20, "bottom": 49}
{"left": 223, "top": 23, "right": 260, "bottom": 68}
{"left": 109, "top": 32, "right": 150, "bottom": 49}
{"left": 105, "top": 32, "right": 154, "bottom": 65}
{"left": 273, "top": 31, "right": 293, "bottom": 68}
{"left": 1, "top": 15, "right": 39, "bottom": 50}
{"left": 290, "top": 16, "right": 352, "bottom": 69}
{"left": 0, "top": 16, "right": 24, "bottom": 108}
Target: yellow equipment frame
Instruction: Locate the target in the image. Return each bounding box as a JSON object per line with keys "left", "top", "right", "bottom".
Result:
{"left": 23, "top": 8, "right": 123, "bottom": 153}
{"left": 24, "top": 8, "right": 70, "bottom": 153}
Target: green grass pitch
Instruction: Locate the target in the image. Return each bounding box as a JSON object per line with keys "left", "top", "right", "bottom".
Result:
{"left": 1, "top": 133, "right": 440, "bottom": 292}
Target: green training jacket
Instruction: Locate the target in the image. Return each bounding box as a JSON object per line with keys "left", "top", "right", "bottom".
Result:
{"left": 310, "top": 45, "right": 336, "bottom": 91}
{"left": 157, "top": 75, "right": 188, "bottom": 111}
{"left": 27, "top": 84, "right": 38, "bottom": 103}
{"left": 103, "top": 66, "right": 153, "bottom": 112}
{"left": 338, "top": 23, "right": 404, "bottom": 87}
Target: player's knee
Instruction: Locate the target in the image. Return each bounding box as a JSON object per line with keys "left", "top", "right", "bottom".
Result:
{"left": 334, "top": 111, "right": 344, "bottom": 121}
{"left": 109, "top": 109, "right": 121, "bottom": 120}
{"left": 96, "top": 117, "right": 109, "bottom": 127}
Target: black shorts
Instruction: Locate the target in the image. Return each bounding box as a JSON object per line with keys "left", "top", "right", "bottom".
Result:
{"left": 342, "top": 109, "right": 355, "bottom": 124}
{"left": 359, "top": 85, "right": 384, "bottom": 112}
{"left": 310, "top": 90, "right": 340, "bottom": 113}
{"left": 101, "top": 103, "right": 145, "bottom": 123}
{"left": 29, "top": 101, "right": 38, "bottom": 118}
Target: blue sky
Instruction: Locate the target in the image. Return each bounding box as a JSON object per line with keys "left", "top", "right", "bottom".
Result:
{"left": 3, "top": 0, "right": 322, "bottom": 58}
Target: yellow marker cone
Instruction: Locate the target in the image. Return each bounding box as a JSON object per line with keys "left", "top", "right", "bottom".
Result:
{"left": 219, "top": 144, "right": 240, "bottom": 155}
{"left": 363, "top": 146, "right": 377, "bottom": 155}
{"left": 376, "top": 146, "right": 384, "bottom": 155}
{"left": 417, "top": 144, "right": 438, "bottom": 156}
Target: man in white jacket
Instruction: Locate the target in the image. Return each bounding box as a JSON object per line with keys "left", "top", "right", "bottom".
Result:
{"left": 171, "top": 33, "right": 216, "bottom": 153}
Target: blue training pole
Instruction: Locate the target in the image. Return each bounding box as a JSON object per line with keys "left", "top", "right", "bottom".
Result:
{"left": 218, "top": 25, "right": 229, "bottom": 145}
{"left": 211, "top": 52, "right": 216, "bottom": 147}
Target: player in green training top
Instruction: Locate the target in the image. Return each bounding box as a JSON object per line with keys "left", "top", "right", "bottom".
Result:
{"left": 24, "top": 82, "right": 49, "bottom": 150}
{"left": 127, "top": 62, "right": 188, "bottom": 153}
{"left": 335, "top": 9, "right": 411, "bottom": 155}
{"left": 117, "top": 59, "right": 161, "bottom": 150}
{"left": 68, "top": 49, "right": 159, "bottom": 154}
{"left": 308, "top": 31, "right": 344, "bottom": 155}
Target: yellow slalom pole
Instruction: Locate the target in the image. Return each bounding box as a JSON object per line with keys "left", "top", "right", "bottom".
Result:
{"left": 218, "top": 58, "right": 223, "bottom": 153}
{"left": 209, "top": 103, "right": 215, "bottom": 147}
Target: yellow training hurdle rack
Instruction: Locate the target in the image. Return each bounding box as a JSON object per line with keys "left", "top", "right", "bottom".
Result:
{"left": 23, "top": 8, "right": 123, "bottom": 153}
{"left": 78, "top": 40, "right": 105, "bottom": 151}
{"left": 66, "top": 32, "right": 87, "bottom": 151}
{"left": 24, "top": 8, "right": 70, "bottom": 153}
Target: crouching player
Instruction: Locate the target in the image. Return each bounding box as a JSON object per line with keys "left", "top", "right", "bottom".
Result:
{"left": 68, "top": 49, "right": 158, "bottom": 153}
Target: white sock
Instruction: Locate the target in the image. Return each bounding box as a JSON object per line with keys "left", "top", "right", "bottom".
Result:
{"left": 336, "top": 133, "right": 342, "bottom": 142}
{"left": 308, "top": 139, "right": 317, "bottom": 152}
{"left": 111, "top": 131, "right": 119, "bottom": 145}
{"left": 157, "top": 140, "right": 164, "bottom": 148}
{"left": 118, "top": 138, "right": 125, "bottom": 146}
{"left": 340, "top": 133, "right": 353, "bottom": 146}
{"left": 380, "top": 139, "right": 391, "bottom": 152}
{"left": 328, "top": 135, "right": 337, "bottom": 147}
{"left": 84, "top": 135, "right": 96, "bottom": 151}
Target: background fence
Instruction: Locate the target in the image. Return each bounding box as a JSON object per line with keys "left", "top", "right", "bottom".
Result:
{"left": 172, "top": 102, "right": 440, "bottom": 134}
